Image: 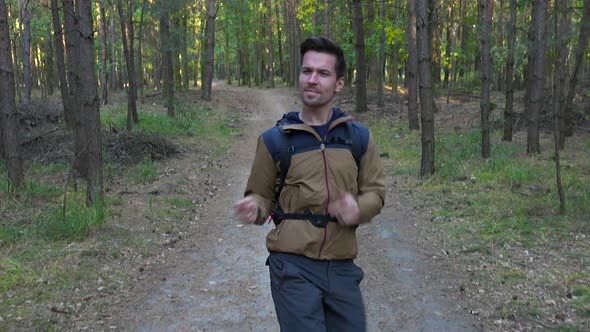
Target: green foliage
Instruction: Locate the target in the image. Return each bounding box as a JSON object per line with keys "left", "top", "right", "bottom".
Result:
{"left": 0, "top": 258, "right": 38, "bottom": 293}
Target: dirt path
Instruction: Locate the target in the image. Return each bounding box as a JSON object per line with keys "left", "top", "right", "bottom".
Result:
{"left": 112, "top": 85, "right": 479, "bottom": 331}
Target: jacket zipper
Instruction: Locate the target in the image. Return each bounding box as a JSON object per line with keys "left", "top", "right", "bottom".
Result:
{"left": 318, "top": 140, "right": 330, "bottom": 258}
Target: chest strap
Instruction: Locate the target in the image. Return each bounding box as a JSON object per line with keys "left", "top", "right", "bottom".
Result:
{"left": 271, "top": 208, "right": 338, "bottom": 228}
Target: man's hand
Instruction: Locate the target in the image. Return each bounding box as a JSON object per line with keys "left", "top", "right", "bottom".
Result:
{"left": 233, "top": 196, "right": 260, "bottom": 224}
{"left": 328, "top": 193, "right": 360, "bottom": 226}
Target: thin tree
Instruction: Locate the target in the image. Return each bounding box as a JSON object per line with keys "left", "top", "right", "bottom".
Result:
{"left": 416, "top": 0, "right": 435, "bottom": 176}
{"left": 562, "top": 0, "right": 590, "bottom": 144}
{"left": 137, "top": 0, "right": 147, "bottom": 104}
{"left": 267, "top": 0, "right": 275, "bottom": 88}
{"left": 19, "top": 0, "right": 32, "bottom": 105}
{"left": 98, "top": 0, "right": 108, "bottom": 105}
{"left": 553, "top": 0, "right": 568, "bottom": 213}
{"left": 479, "top": 0, "right": 493, "bottom": 159}
{"left": 117, "top": 0, "right": 138, "bottom": 130}
{"left": 0, "top": 0, "right": 24, "bottom": 188}
{"left": 51, "top": 0, "right": 73, "bottom": 128}
{"left": 407, "top": 0, "right": 420, "bottom": 130}
{"left": 351, "top": 0, "right": 367, "bottom": 113}
{"left": 376, "top": 0, "right": 386, "bottom": 107}
{"left": 525, "top": 0, "right": 546, "bottom": 154}
{"left": 503, "top": 0, "right": 516, "bottom": 141}
{"left": 160, "top": 0, "right": 174, "bottom": 117}
{"left": 201, "top": 0, "right": 215, "bottom": 101}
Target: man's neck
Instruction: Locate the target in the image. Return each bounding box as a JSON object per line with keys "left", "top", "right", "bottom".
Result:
{"left": 299, "top": 106, "right": 333, "bottom": 126}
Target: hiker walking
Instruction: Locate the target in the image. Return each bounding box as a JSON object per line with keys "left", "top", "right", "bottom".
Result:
{"left": 233, "top": 36, "right": 385, "bottom": 332}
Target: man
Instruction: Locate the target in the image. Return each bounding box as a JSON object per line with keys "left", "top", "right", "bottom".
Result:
{"left": 233, "top": 36, "right": 385, "bottom": 331}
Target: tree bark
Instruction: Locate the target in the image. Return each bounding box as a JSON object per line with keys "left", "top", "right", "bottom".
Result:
{"left": 267, "top": 0, "right": 275, "bottom": 88}
{"left": 479, "top": 0, "right": 493, "bottom": 159}
{"left": 117, "top": 0, "right": 138, "bottom": 130}
{"left": 503, "top": 0, "right": 516, "bottom": 141}
{"left": 417, "top": 0, "right": 435, "bottom": 176}
{"left": 98, "top": 0, "right": 109, "bottom": 105}
{"left": 351, "top": 0, "right": 367, "bottom": 113}
{"left": 407, "top": 0, "right": 420, "bottom": 130}
{"left": 201, "top": 0, "right": 215, "bottom": 101}
{"left": 376, "top": 0, "right": 386, "bottom": 107}
{"left": 137, "top": 0, "right": 147, "bottom": 104}
{"left": 51, "top": 0, "right": 73, "bottom": 128}
{"left": 553, "top": 0, "right": 568, "bottom": 213}
{"left": 160, "top": 1, "right": 174, "bottom": 117}
{"left": 323, "top": 0, "right": 330, "bottom": 38}
{"left": 19, "top": 0, "right": 32, "bottom": 105}
{"left": 110, "top": 11, "right": 117, "bottom": 90}
{"left": 64, "top": 0, "right": 103, "bottom": 205}
{"left": 526, "top": 0, "right": 546, "bottom": 154}
{"left": 562, "top": 0, "right": 590, "bottom": 140}
{"left": 0, "top": 0, "right": 24, "bottom": 188}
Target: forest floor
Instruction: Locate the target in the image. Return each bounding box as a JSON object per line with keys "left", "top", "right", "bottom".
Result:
{"left": 2, "top": 82, "right": 589, "bottom": 331}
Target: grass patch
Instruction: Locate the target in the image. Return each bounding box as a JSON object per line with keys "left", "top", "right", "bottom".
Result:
{"left": 373, "top": 124, "right": 590, "bottom": 249}
{"left": 36, "top": 197, "right": 107, "bottom": 242}
{"left": 571, "top": 285, "right": 590, "bottom": 317}
{"left": 128, "top": 159, "right": 159, "bottom": 184}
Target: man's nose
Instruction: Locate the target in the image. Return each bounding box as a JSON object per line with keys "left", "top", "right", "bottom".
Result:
{"left": 307, "top": 72, "right": 318, "bottom": 84}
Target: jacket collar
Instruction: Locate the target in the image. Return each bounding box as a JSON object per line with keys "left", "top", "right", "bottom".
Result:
{"left": 279, "top": 108, "right": 353, "bottom": 132}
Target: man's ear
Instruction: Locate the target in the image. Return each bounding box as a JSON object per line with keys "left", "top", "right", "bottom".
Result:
{"left": 335, "top": 77, "right": 344, "bottom": 92}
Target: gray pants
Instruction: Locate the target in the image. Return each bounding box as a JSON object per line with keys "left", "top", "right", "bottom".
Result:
{"left": 267, "top": 252, "right": 366, "bottom": 332}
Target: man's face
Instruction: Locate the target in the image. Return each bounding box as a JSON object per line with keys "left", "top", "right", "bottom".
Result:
{"left": 299, "top": 50, "right": 344, "bottom": 111}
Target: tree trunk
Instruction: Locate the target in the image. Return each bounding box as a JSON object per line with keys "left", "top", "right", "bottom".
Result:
{"left": 407, "top": 0, "right": 420, "bottom": 131}
{"left": 65, "top": 0, "right": 103, "bottom": 205}
{"left": 0, "top": 0, "right": 24, "bottom": 188}
{"left": 267, "top": 0, "right": 275, "bottom": 88}
{"left": 479, "top": 0, "right": 492, "bottom": 159}
{"left": 275, "top": 1, "right": 283, "bottom": 80}
{"left": 562, "top": 0, "right": 590, "bottom": 140}
{"left": 503, "top": 0, "right": 516, "bottom": 141}
{"left": 109, "top": 12, "right": 117, "bottom": 90}
{"left": 367, "top": 0, "right": 377, "bottom": 84}
{"left": 98, "top": 0, "right": 108, "bottom": 105}
{"left": 117, "top": 0, "right": 138, "bottom": 130}
{"left": 137, "top": 0, "right": 147, "bottom": 104}
{"left": 376, "top": 0, "right": 386, "bottom": 107}
{"left": 417, "top": 0, "right": 435, "bottom": 176}
{"left": 553, "top": 0, "right": 568, "bottom": 213}
{"left": 526, "top": 0, "right": 546, "bottom": 154}
{"left": 51, "top": 0, "right": 72, "bottom": 128}
{"left": 19, "top": 0, "right": 32, "bottom": 105}
{"left": 201, "top": 0, "right": 215, "bottom": 101}
{"left": 160, "top": 1, "right": 174, "bottom": 117}
{"left": 351, "top": 0, "right": 367, "bottom": 113}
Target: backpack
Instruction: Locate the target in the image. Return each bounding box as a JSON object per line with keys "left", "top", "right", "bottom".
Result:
{"left": 261, "top": 113, "right": 369, "bottom": 227}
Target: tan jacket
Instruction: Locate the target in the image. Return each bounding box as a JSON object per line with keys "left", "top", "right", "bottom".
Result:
{"left": 244, "top": 110, "right": 385, "bottom": 260}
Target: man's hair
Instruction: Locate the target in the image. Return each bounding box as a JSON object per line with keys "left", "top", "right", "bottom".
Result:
{"left": 300, "top": 36, "right": 346, "bottom": 79}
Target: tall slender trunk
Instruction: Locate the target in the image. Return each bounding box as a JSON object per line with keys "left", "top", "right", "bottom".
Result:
{"left": 479, "top": 0, "right": 493, "bottom": 158}
{"left": 19, "top": 0, "right": 32, "bottom": 105}
{"left": 137, "top": 0, "right": 147, "bottom": 104}
{"left": 51, "top": 0, "right": 72, "bottom": 127}
{"left": 526, "top": 0, "right": 546, "bottom": 154}
{"left": 201, "top": 0, "right": 215, "bottom": 101}
{"left": 503, "top": 0, "right": 516, "bottom": 141}
{"left": 323, "top": 0, "right": 330, "bottom": 38}
{"left": 407, "top": 0, "right": 420, "bottom": 130}
{"left": 553, "top": 0, "right": 567, "bottom": 212}
{"left": 376, "top": 1, "right": 386, "bottom": 107}
{"left": 0, "top": 0, "right": 24, "bottom": 188}
{"left": 267, "top": 0, "right": 275, "bottom": 88}
{"left": 417, "top": 0, "right": 435, "bottom": 176}
{"left": 109, "top": 13, "right": 117, "bottom": 90}
{"left": 99, "top": 0, "right": 108, "bottom": 105}
{"left": 275, "top": 1, "right": 283, "bottom": 80}
{"left": 160, "top": 1, "right": 174, "bottom": 117}
{"left": 75, "top": 0, "right": 103, "bottom": 205}
{"left": 117, "top": 0, "right": 138, "bottom": 130}
{"left": 351, "top": 0, "right": 367, "bottom": 112}
{"left": 562, "top": 0, "right": 590, "bottom": 140}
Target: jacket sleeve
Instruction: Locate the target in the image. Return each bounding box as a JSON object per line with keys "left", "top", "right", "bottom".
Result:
{"left": 357, "top": 131, "right": 386, "bottom": 224}
{"left": 244, "top": 135, "right": 278, "bottom": 225}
